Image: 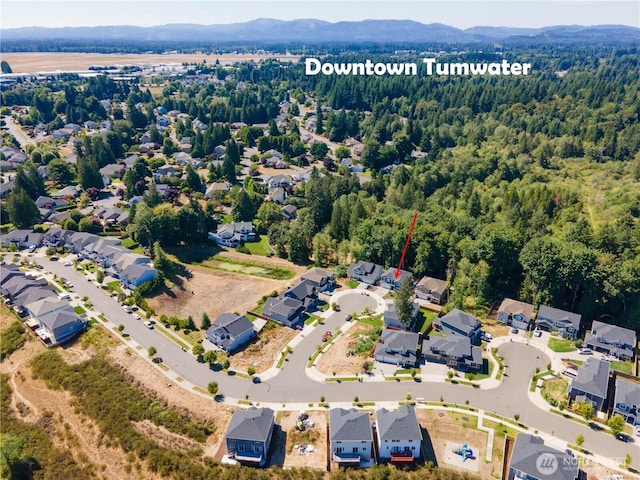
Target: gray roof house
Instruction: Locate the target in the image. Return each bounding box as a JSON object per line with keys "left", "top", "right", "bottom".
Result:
{"left": 433, "top": 309, "right": 481, "bottom": 344}
{"left": 415, "top": 276, "right": 447, "bottom": 304}
{"left": 206, "top": 313, "right": 255, "bottom": 352}
{"left": 584, "top": 320, "right": 636, "bottom": 360}
{"left": 422, "top": 334, "right": 483, "bottom": 372}
{"left": 37, "top": 306, "right": 86, "bottom": 347}
{"left": 380, "top": 267, "right": 413, "bottom": 291}
{"left": 569, "top": 357, "right": 611, "bottom": 411}
{"left": 120, "top": 264, "right": 157, "bottom": 290}
{"left": 262, "top": 297, "right": 305, "bottom": 328}
{"left": 612, "top": 378, "right": 640, "bottom": 429}
{"left": 374, "top": 329, "right": 421, "bottom": 368}
{"left": 208, "top": 222, "right": 257, "bottom": 248}
{"left": 376, "top": 405, "right": 422, "bottom": 462}
{"left": 348, "top": 261, "right": 383, "bottom": 285}
{"left": 225, "top": 407, "right": 275, "bottom": 466}
{"left": 282, "top": 279, "right": 319, "bottom": 311}
{"left": 301, "top": 267, "right": 335, "bottom": 292}
{"left": 508, "top": 434, "right": 579, "bottom": 480}
{"left": 535, "top": 305, "right": 581, "bottom": 339}
{"left": 329, "top": 408, "right": 374, "bottom": 465}
{"left": 282, "top": 204, "right": 298, "bottom": 221}
{"left": 498, "top": 298, "right": 535, "bottom": 330}
{"left": 0, "top": 230, "right": 44, "bottom": 249}
{"left": 383, "top": 303, "right": 419, "bottom": 331}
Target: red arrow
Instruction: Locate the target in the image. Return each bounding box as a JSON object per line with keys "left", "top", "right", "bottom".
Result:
{"left": 395, "top": 212, "right": 418, "bottom": 279}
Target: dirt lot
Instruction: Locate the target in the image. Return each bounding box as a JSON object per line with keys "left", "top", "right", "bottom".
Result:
{"left": 279, "top": 410, "right": 328, "bottom": 471}
{"left": 482, "top": 318, "right": 511, "bottom": 338}
{"left": 417, "top": 409, "right": 503, "bottom": 479}
{"left": 147, "top": 251, "right": 306, "bottom": 324}
{"left": 2, "top": 52, "right": 301, "bottom": 73}
{"left": 227, "top": 322, "right": 297, "bottom": 374}
{"left": 316, "top": 323, "right": 375, "bottom": 376}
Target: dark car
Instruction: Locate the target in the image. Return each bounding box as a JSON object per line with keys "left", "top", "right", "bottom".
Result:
{"left": 152, "top": 357, "right": 163, "bottom": 364}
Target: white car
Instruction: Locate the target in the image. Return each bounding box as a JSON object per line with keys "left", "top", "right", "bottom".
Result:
{"left": 132, "top": 313, "right": 141, "bottom": 320}
{"left": 144, "top": 321, "right": 154, "bottom": 329}
{"left": 533, "top": 329, "right": 542, "bottom": 337}
{"left": 579, "top": 348, "right": 593, "bottom": 355}
{"left": 63, "top": 261, "right": 73, "bottom": 266}
{"left": 122, "top": 306, "right": 132, "bottom": 314}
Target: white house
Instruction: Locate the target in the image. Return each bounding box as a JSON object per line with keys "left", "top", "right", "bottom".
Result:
{"left": 375, "top": 405, "right": 422, "bottom": 462}
{"left": 329, "top": 408, "right": 373, "bottom": 466}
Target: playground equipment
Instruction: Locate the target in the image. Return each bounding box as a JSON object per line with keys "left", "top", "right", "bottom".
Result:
{"left": 453, "top": 443, "right": 474, "bottom": 462}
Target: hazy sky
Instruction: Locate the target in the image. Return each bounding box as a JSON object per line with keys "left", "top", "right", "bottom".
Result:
{"left": 2, "top": 0, "right": 639, "bottom": 29}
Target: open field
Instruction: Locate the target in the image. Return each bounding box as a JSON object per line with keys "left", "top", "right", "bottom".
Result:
{"left": 316, "top": 322, "right": 374, "bottom": 377}
{"left": 279, "top": 410, "right": 328, "bottom": 471}
{"left": 147, "top": 250, "right": 305, "bottom": 323}
{"left": 2, "top": 52, "right": 301, "bottom": 74}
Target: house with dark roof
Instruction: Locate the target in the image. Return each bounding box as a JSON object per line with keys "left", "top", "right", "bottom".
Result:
{"left": 508, "top": 434, "right": 579, "bottom": 480}
{"left": 262, "top": 297, "right": 305, "bottom": 328}
{"left": 348, "top": 261, "right": 383, "bottom": 285}
{"left": 383, "top": 303, "right": 419, "bottom": 331}
{"left": 422, "top": 335, "right": 483, "bottom": 372}
{"left": 206, "top": 313, "right": 255, "bottom": 352}
{"left": 301, "top": 267, "right": 335, "bottom": 292}
{"left": 0, "top": 230, "right": 44, "bottom": 249}
{"left": 225, "top": 407, "right": 275, "bottom": 467}
{"left": 535, "top": 305, "right": 581, "bottom": 339}
{"left": 584, "top": 320, "right": 636, "bottom": 361}
{"left": 380, "top": 268, "right": 412, "bottom": 291}
{"left": 415, "top": 276, "right": 447, "bottom": 304}
{"left": 282, "top": 279, "right": 319, "bottom": 312}
{"left": 375, "top": 405, "right": 422, "bottom": 462}
{"left": 281, "top": 204, "right": 298, "bottom": 221}
{"left": 50, "top": 185, "right": 81, "bottom": 198}
{"left": 35, "top": 196, "right": 68, "bottom": 210}
{"left": 498, "top": 298, "right": 535, "bottom": 331}
{"left": 568, "top": 357, "right": 611, "bottom": 411}
{"left": 374, "top": 329, "right": 421, "bottom": 368}
{"left": 433, "top": 309, "right": 481, "bottom": 344}
{"left": 36, "top": 306, "right": 86, "bottom": 347}
{"left": 329, "top": 408, "right": 374, "bottom": 465}
{"left": 208, "top": 222, "right": 257, "bottom": 248}
{"left": 612, "top": 378, "right": 640, "bottom": 430}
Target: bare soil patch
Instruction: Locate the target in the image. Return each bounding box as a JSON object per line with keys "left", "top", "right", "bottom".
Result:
{"left": 279, "top": 410, "right": 328, "bottom": 471}
{"left": 0, "top": 303, "right": 20, "bottom": 330}
{"left": 417, "top": 409, "right": 502, "bottom": 479}
{"left": 146, "top": 258, "right": 303, "bottom": 324}
{"left": 2, "top": 52, "right": 300, "bottom": 74}
{"left": 482, "top": 318, "right": 511, "bottom": 338}
{"left": 316, "top": 323, "right": 373, "bottom": 376}
{"left": 229, "top": 322, "right": 297, "bottom": 374}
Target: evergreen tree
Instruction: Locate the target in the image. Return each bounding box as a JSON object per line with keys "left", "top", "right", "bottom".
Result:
{"left": 6, "top": 187, "right": 40, "bottom": 228}
{"left": 77, "top": 157, "right": 104, "bottom": 190}
{"left": 395, "top": 277, "right": 415, "bottom": 328}
{"left": 200, "top": 313, "right": 211, "bottom": 330}
{"left": 231, "top": 189, "right": 254, "bottom": 222}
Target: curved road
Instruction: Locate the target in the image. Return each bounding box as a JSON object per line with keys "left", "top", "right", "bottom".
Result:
{"left": 35, "top": 255, "right": 640, "bottom": 469}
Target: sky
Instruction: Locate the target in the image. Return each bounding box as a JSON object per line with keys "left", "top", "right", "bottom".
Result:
{"left": 1, "top": 0, "right": 639, "bottom": 29}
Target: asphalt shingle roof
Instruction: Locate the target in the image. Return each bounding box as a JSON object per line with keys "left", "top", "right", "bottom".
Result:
{"left": 226, "top": 407, "right": 274, "bottom": 443}
{"left": 330, "top": 408, "right": 373, "bottom": 443}
{"left": 376, "top": 405, "right": 422, "bottom": 443}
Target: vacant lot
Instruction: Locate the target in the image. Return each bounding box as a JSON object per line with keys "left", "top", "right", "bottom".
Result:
{"left": 147, "top": 250, "right": 305, "bottom": 324}
{"left": 228, "top": 322, "right": 297, "bottom": 374}
{"left": 316, "top": 322, "right": 375, "bottom": 377}
{"left": 279, "top": 410, "right": 328, "bottom": 471}
{"left": 2, "top": 52, "right": 300, "bottom": 73}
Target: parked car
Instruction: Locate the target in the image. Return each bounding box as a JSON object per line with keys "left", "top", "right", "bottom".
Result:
{"left": 295, "top": 324, "right": 303, "bottom": 331}
{"left": 28, "top": 245, "right": 37, "bottom": 253}
{"left": 345, "top": 314, "right": 352, "bottom": 321}
{"left": 579, "top": 348, "right": 593, "bottom": 355}
{"left": 144, "top": 321, "right": 154, "bottom": 329}
{"left": 152, "top": 357, "right": 163, "bottom": 364}
{"left": 511, "top": 327, "right": 519, "bottom": 334}
{"left": 132, "top": 313, "right": 141, "bottom": 320}
{"left": 122, "top": 306, "right": 132, "bottom": 314}
{"left": 63, "top": 261, "right": 73, "bottom": 266}
{"left": 66, "top": 282, "right": 74, "bottom": 289}
{"left": 58, "top": 293, "right": 70, "bottom": 300}
{"left": 533, "top": 329, "right": 542, "bottom": 337}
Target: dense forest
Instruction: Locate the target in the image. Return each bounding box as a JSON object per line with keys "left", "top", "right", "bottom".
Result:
{"left": 1, "top": 43, "right": 639, "bottom": 330}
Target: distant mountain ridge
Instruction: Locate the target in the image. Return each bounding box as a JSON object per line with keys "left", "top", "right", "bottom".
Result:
{"left": 2, "top": 19, "right": 639, "bottom": 43}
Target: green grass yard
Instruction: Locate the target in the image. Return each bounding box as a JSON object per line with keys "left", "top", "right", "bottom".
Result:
{"left": 610, "top": 360, "right": 633, "bottom": 375}
{"left": 346, "top": 280, "right": 359, "bottom": 289}
{"left": 548, "top": 337, "right": 578, "bottom": 353}
{"left": 242, "top": 235, "right": 272, "bottom": 256}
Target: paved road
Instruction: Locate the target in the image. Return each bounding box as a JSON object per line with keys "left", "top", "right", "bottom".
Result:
{"left": 33, "top": 255, "right": 640, "bottom": 468}
{"left": 3, "top": 115, "right": 35, "bottom": 148}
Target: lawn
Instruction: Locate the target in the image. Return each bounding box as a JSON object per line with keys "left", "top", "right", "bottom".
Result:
{"left": 121, "top": 238, "right": 139, "bottom": 249}
{"left": 346, "top": 280, "right": 359, "bottom": 289}
{"left": 610, "top": 360, "right": 633, "bottom": 375}
{"left": 243, "top": 235, "right": 272, "bottom": 256}
{"left": 467, "top": 358, "right": 493, "bottom": 381}
{"left": 417, "top": 308, "right": 437, "bottom": 334}
{"left": 548, "top": 337, "right": 577, "bottom": 353}
{"left": 357, "top": 315, "right": 383, "bottom": 328}
{"left": 73, "top": 306, "right": 86, "bottom": 315}
{"left": 107, "top": 281, "right": 123, "bottom": 295}
{"left": 541, "top": 376, "right": 569, "bottom": 404}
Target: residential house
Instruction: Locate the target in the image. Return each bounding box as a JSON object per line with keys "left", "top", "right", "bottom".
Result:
{"left": 283, "top": 279, "right": 319, "bottom": 312}
{"left": 262, "top": 297, "right": 305, "bottom": 328}
{"left": 612, "top": 378, "right": 640, "bottom": 431}
{"left": 52, "top": 129, "right": 71, "bottom": 141}
{"left": 497, "top": 298, "right": 534, "bottom": 330}
{"left": 329, "top": 408, "right": 374, "bottom": 465}
{"left": 348, "top": 261, "right": 383, "bottom": 285}
{"left": 50, "top": 185, "right": 81, "bottom": 198}
{"left": 204, "top": 181, "right": 231, "bottom": 199}
{"left": 208, "top": 222, "right": 257, "bottom": 248}
{"left": 0, "top": 230, "right": 43, "bottom": 249}
{"left": 281, "top": 204, "right": 298, "bottom": 221}
{"left": 268, "top": 187, "right": 286, "bottom": 204}
{"left": 380, "top": 268, "right": 413, "bottom": 291}
{"left": 0, "top": 178, "right": 14, "bottom": 198}
{"left": 225, "top": 407, "right": 275, "bottom": 467}
{"left": 508, "top": 434, "right": 579, "bottom": 480}
{"left": 35, "top": 196, "right": 68, "bottom": 210}
{"left": 2, "top": 276, "right": 49, "bottom": 302}
{"left": 415, "top": 276, "right": 448, "bottom": 305}
{"left": 422, "top": 335, "right": 483, "bottom": 372}
{"left": 383, "top": 303, "right": 419, "bottom": 330}
{"left": 99, "top": 164, "right": 124, "bottom": 185}
{"left": 433, "top": 309, "right": 481, "bottom": 344}
{"left": 114, "top": 253, "right": 151, "bottom": 273}
{"left": 374, "top": 329, "right": 421, "bottom": 368}
{"left": 584, "top": 321, "right": 636, "bottom": 360}
{"left": 301, "top": 268, "right": 335, "bottom": 292}
{"left": 206, "top": 313, "right": 255, "bottom": 352}
{"left": 153, "top": 165, "right": 178, "bottom": 180}
{"left": 35, "top": 305, "right": 86, "bottom": 347}
{"left": 120, "top": 264, "right": 157, "bottom": 290}
{"left": 535, "top": 305, "right": 581, "bottom": 339}
{"left": 375, "top": 405, "right": 422, "bottom": 462}
{"left": 265, "top": 175, "right": 293, "bottom": 190}
{"left": 568, "top": 357, "right": 611, "bottom": 411}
